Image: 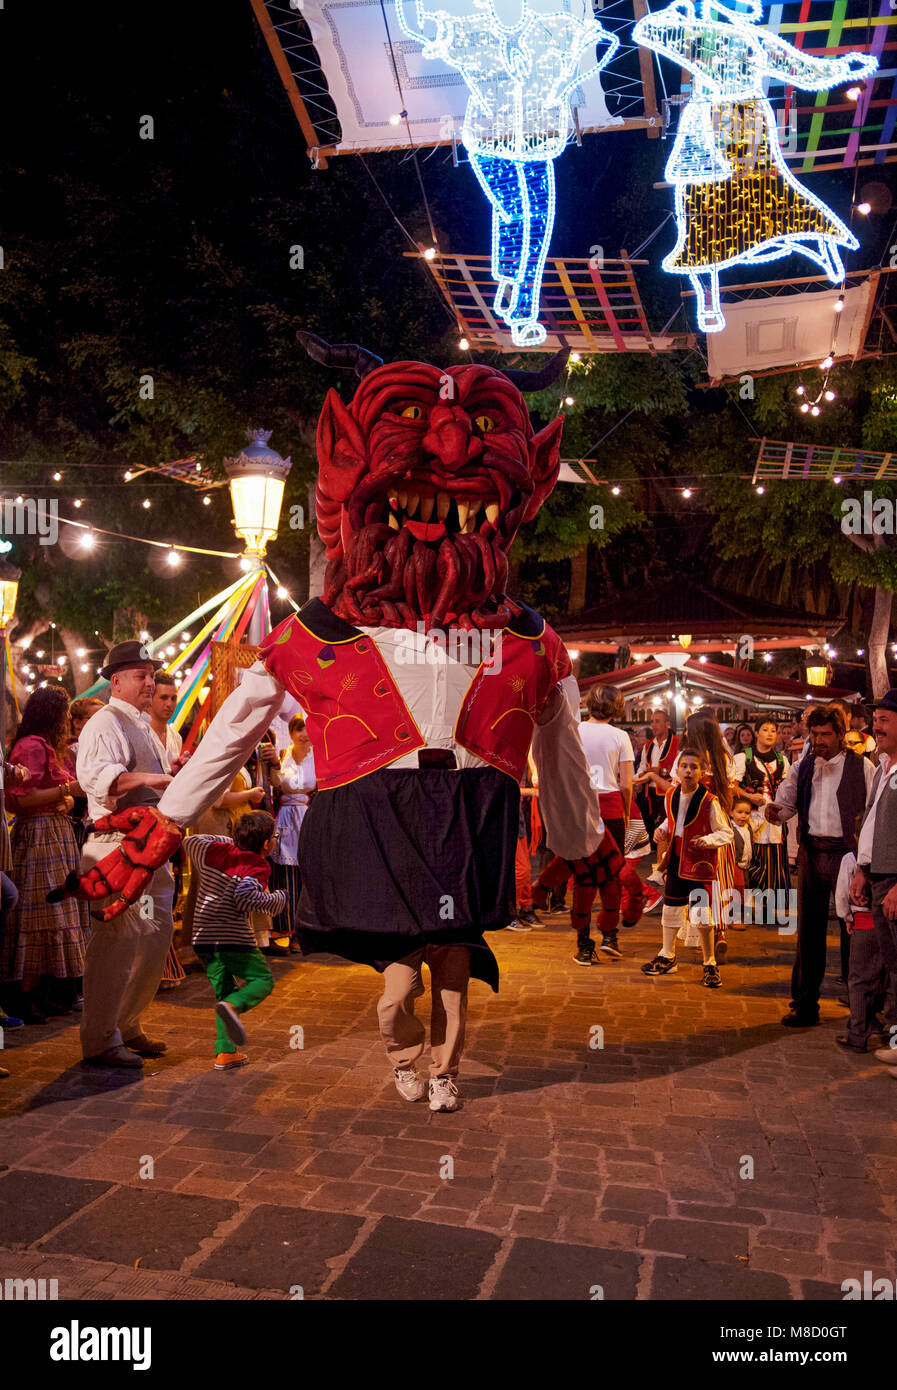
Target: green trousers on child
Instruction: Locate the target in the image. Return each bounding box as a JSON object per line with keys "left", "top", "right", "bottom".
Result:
{"left": 196, "top": 947, "right": 274, "bottom": 1053}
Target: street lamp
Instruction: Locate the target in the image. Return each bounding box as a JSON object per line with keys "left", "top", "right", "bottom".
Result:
{"left": 224, "top": 429, "right": 292, "bottom": 563}
{"left": 0, "top": 557, "right": 21, "bottom": 796}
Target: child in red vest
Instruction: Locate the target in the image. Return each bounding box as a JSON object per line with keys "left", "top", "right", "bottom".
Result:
{"left": 641, "top": 747, "right": 733, "bottom": 988}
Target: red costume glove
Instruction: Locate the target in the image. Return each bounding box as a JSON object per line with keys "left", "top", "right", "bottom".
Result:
{"left": 47, "top": 806, "right": 184, "bottom": 921}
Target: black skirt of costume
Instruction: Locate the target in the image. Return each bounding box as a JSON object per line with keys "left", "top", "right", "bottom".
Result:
{"left": 297, "top": 767, "right": 519, "bottom": 992}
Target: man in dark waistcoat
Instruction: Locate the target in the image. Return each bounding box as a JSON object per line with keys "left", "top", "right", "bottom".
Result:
{"left": 766, "top": 704, "right": 873, "bottom": 1027}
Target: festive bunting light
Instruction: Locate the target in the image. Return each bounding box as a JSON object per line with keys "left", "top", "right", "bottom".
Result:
{"left": 632, "top": 0, "right": 878, "bottom": 333}
{"left": 396, "top": 0, "right": 618, "bottom": 346}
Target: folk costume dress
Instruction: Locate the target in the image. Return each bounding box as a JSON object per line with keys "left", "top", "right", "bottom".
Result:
{"left": 1, "top": 735, "right": 89, "bottom": 984}
{"left": 157, "top": 598, "right": 602, "bottom": 992}
{"left": 733, "top": 745, "right": 790, "bottom": 904}
{"left": 632, "top": 0, "right": 876, "bottom": 332}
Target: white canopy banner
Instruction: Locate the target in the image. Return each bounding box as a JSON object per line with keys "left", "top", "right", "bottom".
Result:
{"left": 302, "top": 0, "right": 622, "bottom": 153}
{"left": 706, "top": 280, "right": 873, "bottom": 380}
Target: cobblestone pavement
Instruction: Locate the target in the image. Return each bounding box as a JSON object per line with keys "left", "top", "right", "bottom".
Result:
{"left": 0, "top": 911, "right": 894, "bottom": 1301}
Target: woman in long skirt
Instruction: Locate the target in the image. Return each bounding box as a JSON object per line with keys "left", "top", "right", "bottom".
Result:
{"left": 732, "top": 717, "right": 790, "bottom": 925}
{"left": 1, "top": 688, "right": 89, "bottom": 1023}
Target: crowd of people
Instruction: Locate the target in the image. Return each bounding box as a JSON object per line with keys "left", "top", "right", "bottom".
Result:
{"left": 2, "top": 642, "right": 896, "bottom": 1089}
{"left": 0, "top": 642, "right": 315, "bottom": 1075}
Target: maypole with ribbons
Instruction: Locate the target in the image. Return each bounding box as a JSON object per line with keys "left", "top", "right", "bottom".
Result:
{"left": 79, "top": 429, "right": 296, "bottom": 747}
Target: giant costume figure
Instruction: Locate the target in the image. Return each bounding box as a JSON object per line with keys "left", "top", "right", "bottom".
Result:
{"left": 54, "top": 338, "right": 618, "bottom": 1105}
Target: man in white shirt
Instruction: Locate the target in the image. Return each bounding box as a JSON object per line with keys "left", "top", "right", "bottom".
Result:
{"left": 632, "top": 708, "right": 679, "bottom": 840}
{"left": 849, "top": 690, "right": 897, "bottom": 1072}
{"left": 766, "top": 704, "right": 874, "bottom": 1027}
{"left": 75, "top": 642, "right": 175, "bottom": 1067}
{"left": 146, "top": 672, "right": 186, "bottom": 774}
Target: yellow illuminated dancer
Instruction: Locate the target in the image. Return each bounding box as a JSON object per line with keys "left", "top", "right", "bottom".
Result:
{"left": 633, "top": 0, "right": 877, "bottom": 331}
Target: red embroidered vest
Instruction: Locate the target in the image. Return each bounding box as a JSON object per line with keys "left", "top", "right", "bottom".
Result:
{"left": 665, "top": 783, "right": 719, "bottom": 882}
{"left": 258, "top": 600, "right": 572, "bottom": 791}
{"left": 646, "top": 732, "right": 680, "bottom": 776}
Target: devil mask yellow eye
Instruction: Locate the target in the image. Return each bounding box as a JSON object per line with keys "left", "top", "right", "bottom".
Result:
{"left": 475, "top": 415, "right": 496, "bottom": 432}
{"left": 401, "top": 404, "right": 424, "bottom": 420}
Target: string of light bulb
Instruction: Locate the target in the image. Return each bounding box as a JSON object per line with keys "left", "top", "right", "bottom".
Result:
{"left": 794, "top": 296, "right": 843, "bottom": 416}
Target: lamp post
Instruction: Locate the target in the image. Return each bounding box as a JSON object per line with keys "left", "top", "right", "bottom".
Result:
{"left": 655, "top": 649, "right": 691, "bottom": 733}
{"left": 224, "top": 429, "right": 292, "bottom": 561}
{"left": 224, "top": 429, "right": 293, "bottom": 645}
{"left": 0, "top": 557, "right": 21, "bottom": 798}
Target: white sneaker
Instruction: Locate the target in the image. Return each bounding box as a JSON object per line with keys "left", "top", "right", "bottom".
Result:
{"left": 428, "top": 1075, "right": 459, "bottom": 1112}
{"left": 394, "top": 1066, "right": 425, "bottom": 1101}
{"left": 872, "top": 1047, "right": 897, "bottom": 1066}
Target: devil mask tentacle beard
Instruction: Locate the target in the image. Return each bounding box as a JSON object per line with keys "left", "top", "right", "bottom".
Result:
{"left": 299, "top": 332, "right": 569, "bottom": 631}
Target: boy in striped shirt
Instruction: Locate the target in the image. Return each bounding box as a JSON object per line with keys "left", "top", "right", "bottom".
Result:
{"left": 185, "top": 811, "right": 287, "bottom": 1071}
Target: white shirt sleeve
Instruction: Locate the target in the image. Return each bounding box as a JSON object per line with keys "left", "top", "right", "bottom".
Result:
{"left": 560, "top": 674, "right": 581, "bottom": 720}
{"left": 771, "top": 758, "right": 800, "bottom": 822}
{"left": 835, "top": 852, "right": 857, "bottom": 921}
{"left": 75, "top": 717, "right": 133, "bottom": 815}
{"left": 157, "top": 662, "right": 286, "bottom": 826}
{"left": 532, "top": 685, "right": 603, "bottom": 860}
{"left": 701, "top": 797, "right": 735, "bottom": 847}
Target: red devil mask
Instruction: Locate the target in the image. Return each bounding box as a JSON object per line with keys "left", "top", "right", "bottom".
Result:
{"left": 302, "top": 337, "right": 567, "bottom": 631}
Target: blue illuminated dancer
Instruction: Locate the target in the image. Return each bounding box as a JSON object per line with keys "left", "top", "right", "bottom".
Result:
{"left": 396, "top": 0, "right": 618, "bottom": 346}
{"left": 633, "top": 0, "right": 877, "bottom": 333}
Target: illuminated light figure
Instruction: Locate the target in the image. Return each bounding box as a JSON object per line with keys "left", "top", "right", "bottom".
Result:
{"left": 632, "top": 0, "right": 877, "bottom": 333}
{"left": 395, "top": 0, "right": 617, "bottom": 345}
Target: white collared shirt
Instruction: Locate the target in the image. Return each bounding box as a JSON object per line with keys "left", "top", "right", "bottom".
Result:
{"left": 75, "top": 696, "right": 160, "bottom": 822}
{"left": 146, "top": 718, "right": 183, "bottom": 774}
{"left": 773, "top": 750, "right": 875, "bottom": 836}
{"left": 857, "top": 752, "right": 893, "bottom": 866}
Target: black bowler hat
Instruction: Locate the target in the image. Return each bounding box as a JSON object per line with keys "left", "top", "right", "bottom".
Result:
{"left": 100, "top": 639, "right": 163, "bottom": 681}
{"left": 874, "top": 689, "right": 897, "bottom": 715}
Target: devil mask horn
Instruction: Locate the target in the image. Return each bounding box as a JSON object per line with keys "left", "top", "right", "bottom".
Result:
{"left": 297, "top": 330, "right": 384, "bottom": 381}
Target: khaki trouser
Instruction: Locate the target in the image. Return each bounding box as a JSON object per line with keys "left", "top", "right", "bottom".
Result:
{"left": 377, "top": 944, "right": 470, "bottom": 1079}
{"left": 79, "top": 832, "right": 174, "bottom": 1059}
